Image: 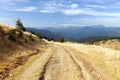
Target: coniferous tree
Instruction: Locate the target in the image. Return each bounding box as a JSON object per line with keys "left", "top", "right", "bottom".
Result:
{"left": 16, "top": 18, "right": 26, "bottom": 31}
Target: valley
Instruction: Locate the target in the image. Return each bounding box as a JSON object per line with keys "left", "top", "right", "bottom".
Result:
{"left": 27, "top": 26, "right": 120, "bottom": 42}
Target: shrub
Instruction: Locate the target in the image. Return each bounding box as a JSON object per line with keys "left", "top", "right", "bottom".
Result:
{"left": 28, "top": 34, "right": 34, "bottom": 41}
{"left": 35, "top": 32, "right": 41, "bottom": 38}
{"left": 58, "top": 37, "right": 65, "bottom": 43}
{"left": 6, "top": 29, "right": 16, "bottom": 41}
{"left": 17, "top": 30, "right": 23, "bottom": 38}
{"left": 29, "top": 30, "right": 35, "bottom": 34}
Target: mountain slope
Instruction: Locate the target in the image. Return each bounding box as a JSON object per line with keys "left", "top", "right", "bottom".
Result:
{"left": 45, "top": 26, "right": 120, "bottom": 42}
{"left": 27, "top": 25, "right": 120, "bottom": 42}
{"left": 27, "top": 28, "right": 64, "bottom": 40}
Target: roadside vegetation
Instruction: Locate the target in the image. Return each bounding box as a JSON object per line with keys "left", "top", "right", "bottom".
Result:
{"left": 89, "top": 37, "right": 120, "bottom": 50}
{"left": 61, "top": 42, "right": 120, "bottom": 80}
{"left": 89, "top": 37, "right": 120, "bottom": 44}
{"left": 58, "top": 36, "right": 65, "bottom": 43}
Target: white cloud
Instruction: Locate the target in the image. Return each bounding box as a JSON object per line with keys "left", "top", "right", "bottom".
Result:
{"left": 39, "top": 1, "right": 120, "bottom": 17}
{"left": 85, "top": 5, "right": 106, "bottom": 9}
{"left": 86, "top": 10, "right": 120, "bottom": 16}
{"left": 12, "top": 6, "right": 38, "bottom": 12}
{"left": 70, "top": 4, "right": 79, "bottom": 9}
{"left": 1, "top": 0, "right": 120, "bottom": 16}
{"left": 62, "top": 8, "right": 120, "bottom": 16}
{"left": 62, "top": 9, "right": 85, "bottom": 15}
{"left": 40, "top": 9, "right": 55, "bottom": 13}
{"left": 40, "top": 1, "right": 59, "bottom": 13}
{"left": 40, "top": 1, "right": 80, "bottom": 13}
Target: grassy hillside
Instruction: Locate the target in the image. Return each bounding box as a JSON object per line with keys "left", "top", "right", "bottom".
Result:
{"left": 0, "top": 23, "right": 46, "bottom": 78}
{"left": 90, "top": 37, "right": 120, "bottom": 50}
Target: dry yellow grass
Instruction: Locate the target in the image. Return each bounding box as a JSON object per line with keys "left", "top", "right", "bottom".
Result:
{"left": 54, "top": 42, "right": 120, "bottom": 80}
{"left": 0, "top": 23, "right": 14, "bottom": 31}
{"left": 0, "top": 44, "right": 42, "bottom": 70}
{"left": 93, "top": 39, "right": 120, "bottom": 50}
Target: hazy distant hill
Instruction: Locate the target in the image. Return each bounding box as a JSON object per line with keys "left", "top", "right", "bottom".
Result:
{"left": 27, "top": 25, "right": 120, "bottom": 42}
{"left": 27, "top": 28, "right": 64, "bottom": 40}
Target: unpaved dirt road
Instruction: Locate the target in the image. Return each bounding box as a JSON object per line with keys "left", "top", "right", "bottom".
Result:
{"left": 8, "top": 43, "right": 113, "bottom": 80}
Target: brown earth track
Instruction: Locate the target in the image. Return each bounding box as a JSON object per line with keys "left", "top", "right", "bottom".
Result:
{"left": 4, "top": 43, "right": 115, "bottom": 80}
{"left": 14, "top": 46, "right": 54, "bottom": 80}
{"left": 40, "top": 45, "right": 85, "bottom": 80}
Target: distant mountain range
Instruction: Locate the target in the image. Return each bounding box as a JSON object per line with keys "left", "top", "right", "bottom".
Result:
{"left": 27, "top": 25, "right": 120, "bottom": 42}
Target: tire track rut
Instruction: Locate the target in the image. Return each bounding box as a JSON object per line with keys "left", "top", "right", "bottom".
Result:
{"left": 65, "top": 46, "right": 113, "bottom": 80}
{"left": 41, "top": 45, "right": 84, "bottom": 80}
{"left": 15, "top": 45, "right": 55, "bottom": 80}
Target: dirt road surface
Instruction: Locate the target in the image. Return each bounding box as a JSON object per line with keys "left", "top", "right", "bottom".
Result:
{"left": 7, "top": 43, "right": 113, "bottom": 80}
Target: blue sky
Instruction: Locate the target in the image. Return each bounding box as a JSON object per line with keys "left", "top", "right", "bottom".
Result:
{"left": 0, "top": 0, "right": 120, "bottom": 28}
